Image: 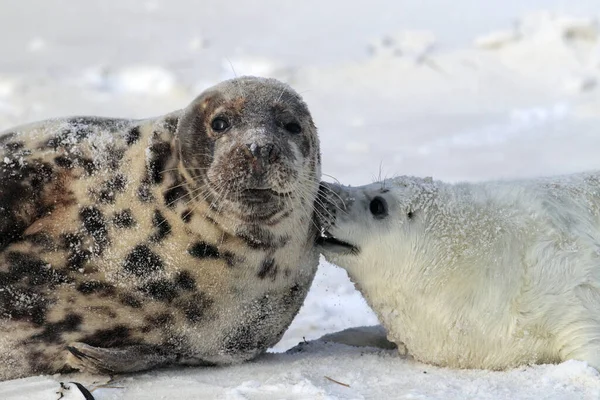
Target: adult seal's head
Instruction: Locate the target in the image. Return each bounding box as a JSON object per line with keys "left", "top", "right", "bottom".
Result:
{"left": 177, "top": 77, "right": 320, "bottom": 221}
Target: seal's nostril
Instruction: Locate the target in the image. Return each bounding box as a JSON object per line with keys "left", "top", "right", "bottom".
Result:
{"left": 247, "top": 143, "right": 260, "bottom": 158}
{"left": 263, "top": 144, "right": 275, "bottom": 160}
{"left": 369, "top": 196, "right": 388, "bottom": 219}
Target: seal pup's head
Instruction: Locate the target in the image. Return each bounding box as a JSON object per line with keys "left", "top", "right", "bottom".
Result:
{"left": 317, "top": 177, "right": 438, "bottom": 272}
{"left": 177, "top": 76, "right": 320, "bottom": 222}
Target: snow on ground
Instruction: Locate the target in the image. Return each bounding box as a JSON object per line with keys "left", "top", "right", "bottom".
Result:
{"left": 2, "top": 1, "right": 600, "bottom": 398}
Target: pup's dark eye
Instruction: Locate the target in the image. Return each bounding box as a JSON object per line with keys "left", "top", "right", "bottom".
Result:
{"left": 369, "top": 196, "right": 388, "bottom": 219}
{"left": 211, "top": 117, "right": 230, "bottom": 132}
{"left": 284, "top": 122, "right": 302, "bottom": 134}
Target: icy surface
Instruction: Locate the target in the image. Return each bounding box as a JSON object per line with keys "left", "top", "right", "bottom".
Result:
{"left": 2, "top": 0, "right": 600, "bottom": 398}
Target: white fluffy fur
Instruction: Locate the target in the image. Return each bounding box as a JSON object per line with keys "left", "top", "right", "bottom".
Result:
{"left": 321, "top": 172, "right": 600, "bottom": 370}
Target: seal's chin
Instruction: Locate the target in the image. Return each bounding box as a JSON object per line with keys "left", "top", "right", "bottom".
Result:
{"left": 317, "top": 230, "right": 360, "bottom": 255}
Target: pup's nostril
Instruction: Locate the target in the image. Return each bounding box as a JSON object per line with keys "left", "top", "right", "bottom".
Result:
{"left": 369, "top": 196, "right": 388, "bottom": 219}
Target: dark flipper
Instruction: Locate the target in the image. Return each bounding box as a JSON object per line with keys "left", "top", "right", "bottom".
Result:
{"left": 66, "top": 342, "right": 177, "bottom": 374}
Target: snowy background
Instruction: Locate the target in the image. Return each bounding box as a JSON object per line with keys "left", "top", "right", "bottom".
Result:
{"left": 2, "top": 0, "right": 600, "bottom": 398}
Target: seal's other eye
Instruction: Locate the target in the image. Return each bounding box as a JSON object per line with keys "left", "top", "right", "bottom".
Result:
{"left": 211, "top": 117, "right": 230, "bottom": 132}
{"left": 284, "top": 122, "right": 302, "bottom": 134}
{"left": 369, "top": 196, "right": 388, "bottom": 219}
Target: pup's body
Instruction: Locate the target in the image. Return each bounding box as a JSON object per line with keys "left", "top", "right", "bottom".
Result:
{"left": 320, "top": 172, "right": 600, "bottom": 370}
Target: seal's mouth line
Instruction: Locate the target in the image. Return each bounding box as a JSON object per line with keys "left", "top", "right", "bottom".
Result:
{"left": 242, "top": 188, "right": 291, "bottom": 197}
{"left": 204, "top": 179, "right": 291, "bottom": 200}
{"left": 317, "top": 231, "right": 360, "bottom": 255}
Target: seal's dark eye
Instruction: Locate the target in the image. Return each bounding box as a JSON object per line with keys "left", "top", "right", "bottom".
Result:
{"left": 369, "top": 196, "right": 388, "bottom": 219}
{"left": 284, "top": 122, "right": 302, "bottom": 134}
{"left": 211, "top": 117, "right": 230, "bottom": 132}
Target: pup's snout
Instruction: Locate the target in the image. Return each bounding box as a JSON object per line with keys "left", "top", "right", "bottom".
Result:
{"left": 319, "top": 182, "right": 351, "bottom": 211}
{"left": 315, "top": 181, "right": 355, "bottom": 229}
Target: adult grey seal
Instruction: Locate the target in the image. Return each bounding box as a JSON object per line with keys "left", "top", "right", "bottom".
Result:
{"left": 0, "top": 76, "right": 322, "bottom": 380}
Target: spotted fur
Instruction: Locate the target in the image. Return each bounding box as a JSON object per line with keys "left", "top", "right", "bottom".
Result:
{"left": 0, "top": 76, "right": 322, "bottom": 380}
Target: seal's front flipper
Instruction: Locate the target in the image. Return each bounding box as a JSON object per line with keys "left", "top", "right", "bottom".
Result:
{"left": 66, "top": 342, "right": 177, "bottom": 374}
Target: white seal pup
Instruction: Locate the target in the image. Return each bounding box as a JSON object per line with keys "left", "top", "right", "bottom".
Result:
{"left": 0, "top": 76, "right": 323, "bottom": 380}
{"left": 318, "top": 172, "right": 600, "bottom": 370}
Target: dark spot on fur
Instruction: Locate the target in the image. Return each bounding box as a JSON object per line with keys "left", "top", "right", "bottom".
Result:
{"left": 67, "top": 249, "right": 92, "bottom": 270}
{"left": 181, "top": 209, "right": 193, "bottom": 223}
{"left": 126, "top": 126, "right": 141, "bottom": 145}
{"left": 77, "top": 281, "right": 115, "bottom": 295}
{"left": 174, "top": 270, "right": 196, "bottom": 291}
{"left": 29, "top": 313, "right": 82, "bottom": 343}
{"left": 113, "top": 209, "right": 136, "bottom": 228}
{"left": 0, "top": 182, "right": 39, "bottom": 251}
{"left": 123, "top": 245, "right": 164, "bottom": 276}
{"left": 142, "top": 312, "right": 173, "bottom": 333}
{"left": 6, "top": 141, "right": 25, "bottom": 152}
{"left": 107, "top": 173, "right": 127, "bottom": 191}
{"left": 257, "top": 258, "right": 278, "bottom": 280}
{"left": 29, "top": 162, "right": 54, "bottom": 189}
{"left": 98, "top": 174, "right": 127, "bottom": 204}
{"left": 5, "top": 251, "right": 68, "bottom": 286}
{"left": 107, "top": 147, "right": 126, "bottom": 170}
{"left": 54, "top": 155, "right": 73, "bottom": 169}
{"left": 148, "top": 141, "right": 171, "bottom": 184}
{"left": 137, "top": 180, "right": 154, "bottom": 202}
{"left": 120, "top": 294, "right": 143, "bottom": 308}
{"left": 407, "top": 210, "right": 414, "bottom": 219}
{"left": 0, "top": 286, "right": 48, "bottom": 325}
{"left": 188, "top": 242, "right": 220, "bottom": 259}
{"left": 45, "top": 122, "right": 97, "bottom": 150}
{"left": 61, "top": 233, "right": 82, "bottom": 249}
{"left": 78, "top": 157, "right": 98, "bottom": 175}
{"left": 176, "top": 292, "right": 213, "bottom": 323}
{"left": 62, "top": 233, "right": 92, "bottom": 269}
{"left": 0, "top": 160, "right": 56, "bottom": 250}
{"left": 0, "top": 132, "right": 16, "bottom": 145}
{"left": 82, "top": 325, "right": 135, "bottom": 348}
{"left": 164, "top": 116, "right": 179, "bottom": 133}
{"left": 163, "top": 185, "right": 189, "bottom": 208}
{"left": 79, "top": 206, "right": 109, "bottom": 253}
{"left": 149, "top": 209, "right": 170, "bottom": 243}
{"left": 25, "top": 232, "right": 56, "bottom": 251}
{"left": 284, "top": 283, "right": 303, "bottom": 306}
{"left": 139, "top": 279, "right": 178, "bottom": 302}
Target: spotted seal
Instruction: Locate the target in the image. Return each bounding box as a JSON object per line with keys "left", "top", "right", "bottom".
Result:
{"left": 319, "top": 172, "right": 600, "bottom": 370}
{"left": 0, "top": 76, "right": 322, "bottom": 380}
